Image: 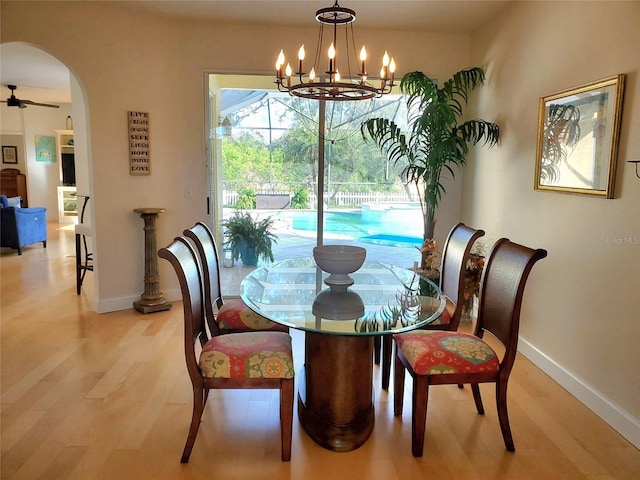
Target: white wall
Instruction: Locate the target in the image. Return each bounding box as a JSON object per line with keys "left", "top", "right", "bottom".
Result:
{"left": 469, "top": 1, "right": 640, "bottom": 446}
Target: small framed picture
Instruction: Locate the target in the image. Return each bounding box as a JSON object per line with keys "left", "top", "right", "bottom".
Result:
{"left": 2, "top": 145, "right": 18, "bottom": 164}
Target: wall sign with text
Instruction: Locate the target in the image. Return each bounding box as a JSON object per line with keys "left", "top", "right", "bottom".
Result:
{"left": 128, "top": 111, "right": 150, "bottom": 175}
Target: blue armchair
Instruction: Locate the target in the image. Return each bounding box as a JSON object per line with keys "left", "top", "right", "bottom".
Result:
{"left": 0, "top": 194, "right": 47, "bottom": 255}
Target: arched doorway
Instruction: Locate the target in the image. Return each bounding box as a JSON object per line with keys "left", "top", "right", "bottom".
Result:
{"left": 0, "top": 42, "right": 94, "bottom": 303}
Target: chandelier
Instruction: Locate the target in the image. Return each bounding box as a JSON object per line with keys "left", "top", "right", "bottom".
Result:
{"left": 275, "top": 1, "right": 396, "bottom": 102}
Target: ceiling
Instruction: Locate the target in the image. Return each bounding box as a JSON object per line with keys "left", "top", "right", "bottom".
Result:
{"left": 0, "top": 1, "right": 512, "bottom": 105}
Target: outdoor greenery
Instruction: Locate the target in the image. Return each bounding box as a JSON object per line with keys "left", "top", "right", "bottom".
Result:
{"left": 291, "top": 187, "right": 309, "bottom": 209}
{"left": 361, "top": 68, "right": 500, "bottom": 245}
{"left": 221, "top": 94, "right": 410, "bottom": 207}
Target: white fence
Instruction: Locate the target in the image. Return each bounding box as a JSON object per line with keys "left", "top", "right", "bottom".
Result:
{"left": 222, "top": 190, "right": 417, "bottom": 208}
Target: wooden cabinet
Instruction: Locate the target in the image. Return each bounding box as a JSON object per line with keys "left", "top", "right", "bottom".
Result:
{"left": 0, "top": 168, "right": 28, "bottom": 206}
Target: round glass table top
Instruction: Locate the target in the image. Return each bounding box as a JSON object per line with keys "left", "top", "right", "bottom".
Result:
{"left": 240, "top": 257, "right": 446, "bottom": 336}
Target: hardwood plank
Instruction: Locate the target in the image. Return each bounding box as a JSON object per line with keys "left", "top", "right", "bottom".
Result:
{"left": 1, "top": 223, "right": 639, "bottom": 479}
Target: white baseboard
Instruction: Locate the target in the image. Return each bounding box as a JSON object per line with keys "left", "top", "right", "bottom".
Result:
{"left": 96, "top": 289, "right": 181, "bottom": 313}
{"left": 519, "top": 338, "right": 640, "bottom": 449}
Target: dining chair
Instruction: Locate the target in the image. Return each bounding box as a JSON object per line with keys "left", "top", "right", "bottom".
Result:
{"left": 378, "top": 223, "right": 485, "bottom": 389}
{"left": 393, "top": 238, "right": 547, "bottom": 456}
{"left": 183, "top": 221, "right": 288, "bottom": 336}
{"left": 158, "top": 236, "right": 295, "bottom": 462}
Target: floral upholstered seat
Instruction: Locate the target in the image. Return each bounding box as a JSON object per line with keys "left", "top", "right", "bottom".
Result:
{"left": 393, "top": 330, "right": 498, "bottom": 375}
{"left": 199, "top": 331, "right": 294, "bottom": 379}
{"left": 217, "top": 297, "right": 289, "bottom": 332}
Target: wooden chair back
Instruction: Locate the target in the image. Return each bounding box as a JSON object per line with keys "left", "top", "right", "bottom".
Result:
{"left": 158, "top": 237, "right": 209, "bottom": 381}
{"left": 439, "top": 222, "right": 485, "bottom": 330}
{"left": 183, "top": 222, "right": 223, "bottom": 336}
{"left": 476, "top": 238, "right": 548, "bottom": 371}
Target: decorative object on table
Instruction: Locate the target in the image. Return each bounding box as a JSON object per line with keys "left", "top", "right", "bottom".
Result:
{"left": 0, "top": 194, "right": 47, "bottom": 255}
{"left": 313, "top": 244, "right": 366, "bottom": 288}
{"left": 312, "top": 288, "right": 364, "bottom": 320}
{"left": 393, "top": 238, "right": 547, "bottom": 457}
{"left": 132, "top": 207, "right": 171, "bottom": 313}
{"left": 2, "top": 146, "right": 18, "bottom": 164}
{"left": 158, "top": 237, "right": 294, "bottom": 463}
{"left": 274, "top": 1, "right": 396, "bottom": 102}
{"left": 221, "top": 211, "right": 278, "bottom": 266}
{"left": 535, "top": 74, "right": 625, "bottom": 198}
{"left": 128, "top": 111, "right": 150, "bottom": 175}
{"left": 34, "top": 135, "right": 56, "bottom": 163}
{"left": 361, "top": 68, "right": 500, "bottom": 270}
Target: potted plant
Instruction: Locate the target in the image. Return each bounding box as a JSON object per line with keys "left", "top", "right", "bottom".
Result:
{"left": 361, "top": 67, "right": 500, "bottom": 269}
{"left": 222, "top": 211, "right": 278, "bottom": 266}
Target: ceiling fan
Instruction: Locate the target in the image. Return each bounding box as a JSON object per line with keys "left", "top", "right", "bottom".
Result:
{"left": 2, "top": 85, "right": 59, "bottom": 109}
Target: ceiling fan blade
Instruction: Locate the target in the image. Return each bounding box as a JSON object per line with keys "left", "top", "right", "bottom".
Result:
{"left": 20, "top": 99, "right": 60, "bottom": 109}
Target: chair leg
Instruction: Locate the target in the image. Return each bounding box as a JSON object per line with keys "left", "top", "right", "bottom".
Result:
{"left": 393, "top": 349, "right": 405, "bottom": 416}
{"left": 373, "top": 335, "right": 381, "bottom": 365}
{"left": 181, "top": 387, "right": 206, "bottom": 463}
{"left": 471, "top": 383, "right": 485, "bottom": 415}
{"left": 381, "top": 335, "right": 392, "bottom": 390}
{"left": 280, "top": 378, "right": 294, "bottom": 461}
{"left": 411, "top": 376, "right": 429, "bottom": 457}
{"left": 496, "top": 380, "right": 515, "bottom": 452}
{"left": 75, "top": 234, "right": 82, "bottom": 295}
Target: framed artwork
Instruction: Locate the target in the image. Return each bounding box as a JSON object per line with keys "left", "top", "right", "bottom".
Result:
{"left": 35, "top": 135, "right": 56, "bottom": 163}
{"left": 535, "top": 74, "right": 625, "bottom": 198}
{"left": 2, "top": 145, "right": 18, "bottom": 164}
{"left": 128, "top": 111, "right": 150, "bottom": 175}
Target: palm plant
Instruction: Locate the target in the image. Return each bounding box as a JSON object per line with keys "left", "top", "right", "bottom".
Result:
{"left": 361, "top": 68, "right": 500, "bottom": 266}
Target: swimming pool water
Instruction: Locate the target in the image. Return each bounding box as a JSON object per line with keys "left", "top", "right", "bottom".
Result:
{"left": 290, "top": 210, "right": 423, "bottom": 248}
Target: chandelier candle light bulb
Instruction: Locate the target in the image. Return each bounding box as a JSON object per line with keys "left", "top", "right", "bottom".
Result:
{"left": 328, "top": 43, "right": 335, "bottom": 75}
{"left": 274, "top": 1, "right": 397, "bottom": 101}
{"left": 298, "top": 45, "right": 305, "bottom": 74}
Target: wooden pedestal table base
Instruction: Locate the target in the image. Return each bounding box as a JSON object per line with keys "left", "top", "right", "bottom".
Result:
{"left": 133, "top": 208, "right": 171, "bottom": 314}
{"left": 298, "top": 332, "right": 374, "bottom": 451}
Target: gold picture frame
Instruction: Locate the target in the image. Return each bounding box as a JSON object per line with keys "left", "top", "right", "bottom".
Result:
{"left": 535, "top": 74, "right": 625, "bottom": 198}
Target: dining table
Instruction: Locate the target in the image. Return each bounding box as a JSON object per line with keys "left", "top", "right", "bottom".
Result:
{"left": 240, "top": 256, "right": 445, "bottom": 452}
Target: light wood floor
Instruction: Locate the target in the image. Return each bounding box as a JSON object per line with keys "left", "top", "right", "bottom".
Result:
{"left": 2, "top": 223, "right": 638, "bottom": 480}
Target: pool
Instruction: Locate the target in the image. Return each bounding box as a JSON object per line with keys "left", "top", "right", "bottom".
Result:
{"left": 288, "top": 207, "right": 423, "bottom": 248}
